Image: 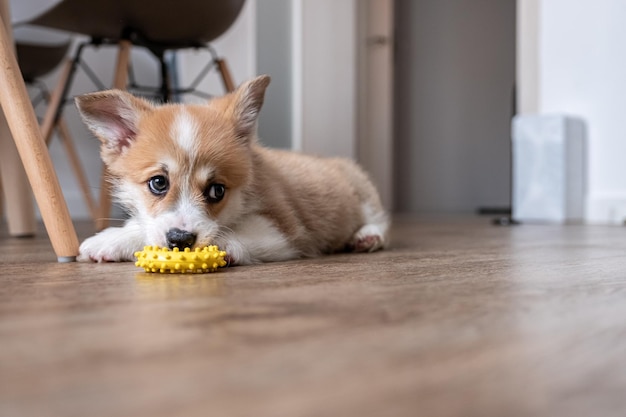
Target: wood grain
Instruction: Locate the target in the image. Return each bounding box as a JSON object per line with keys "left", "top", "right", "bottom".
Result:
{"left": 1, "top": 216, "right": 626, "bottom": 417}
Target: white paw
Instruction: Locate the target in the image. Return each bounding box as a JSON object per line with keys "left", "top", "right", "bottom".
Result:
{"left": 78, "top": 226, "right": 144, "bottom": 262}
{"left": 215, "top": 237, "right": 251, "bottom": 266}
{"left": 349, "top": 224, "right": 387, "bottom": 253}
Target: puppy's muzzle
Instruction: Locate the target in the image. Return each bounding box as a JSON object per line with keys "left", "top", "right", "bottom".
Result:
{"left": 166, "top": 228, "right": 197, "bottom": 249}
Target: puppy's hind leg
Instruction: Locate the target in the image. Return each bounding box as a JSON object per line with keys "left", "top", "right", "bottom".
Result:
{"left": 349, "top": 202, "right": 389, "bottom": 253}
{"left": 335, "top": 159, "right": 390, "bottom": 253}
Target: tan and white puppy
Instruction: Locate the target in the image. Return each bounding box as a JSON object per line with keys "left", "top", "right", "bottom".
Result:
{"left": 76, "top": 75, "right": 389, "bottom": 265}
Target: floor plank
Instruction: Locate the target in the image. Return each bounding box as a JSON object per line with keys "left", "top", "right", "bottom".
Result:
{"left": 1, "top": 216, "right": 626, "bottom": 417}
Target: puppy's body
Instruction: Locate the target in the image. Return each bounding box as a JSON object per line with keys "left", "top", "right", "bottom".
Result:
{"left": 77, "top": 76, "right": 388, "bottom": 265}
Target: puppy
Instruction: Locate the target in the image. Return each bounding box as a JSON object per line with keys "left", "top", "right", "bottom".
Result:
{"left": 76, "top": 75, "right": 389, "bottom": 265}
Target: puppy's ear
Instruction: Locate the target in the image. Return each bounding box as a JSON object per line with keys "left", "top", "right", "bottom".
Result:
{"left": 75, "top": 90, "right": 153, "bottom": 156}
{"left": 231, "top": 75, "right": 271, "bottom": 141}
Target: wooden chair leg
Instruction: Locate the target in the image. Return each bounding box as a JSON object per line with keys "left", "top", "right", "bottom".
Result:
{"left": 56, "top": 118, "right": 98, "bottom": 220}
{"left": 0, "top": 16, "right": 78, "bottom": 261}
{"left": 39, "top": 59, "right": 97, "bottom": 222}
{"left": 96, "top": 40, "right": 131, "bottom": 231}
{"left": 216, "top": 58, "right": 235, "bottom": 92}
{"left": 41, "top": 58, "right": 72, "bottom": 145}
{"left": 0, "top": 111, "right": 35, "bottom": 236}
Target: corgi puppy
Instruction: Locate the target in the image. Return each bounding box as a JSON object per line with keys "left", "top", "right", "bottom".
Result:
{"left": 76, "top": 75, "right": 389, "bottom": 265}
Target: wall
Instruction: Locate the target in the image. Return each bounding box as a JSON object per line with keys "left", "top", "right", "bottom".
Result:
{"left": 526, "top": 0, "right": 626, "bottom": 223}
{"left": 255, "top": 0, "right": 292, "bottom": 149}
{"left": 295, "top": 0, "right": 357, "bottom": 159}
{"left": 249, "top": 0, "right": 360, "bottom": 157}
{"left": 394, "top": 0, "right": 516, "bottom": 213}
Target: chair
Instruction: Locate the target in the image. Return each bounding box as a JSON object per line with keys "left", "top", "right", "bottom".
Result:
{"left": 24, "top": 0, "right": 246, "bottom": 229}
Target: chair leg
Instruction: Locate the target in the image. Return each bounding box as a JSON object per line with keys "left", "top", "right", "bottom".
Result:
{"left": 158, "top": 52, "right": 172, "bottom": 102}
{"left": 0, "top": 111, "right": 35, "bottom": 236}
{"left": 216, "top": 58, "right": 235, "bottom": 92}
{"left": 38, "top": 59, "right": 97, "bottom": 222}
{"left": 0, "top": 16, "right": 78, "bottom": 261}
{"left": 96, "top": 40, "right": 131, "bottom": 231}
{"left": 55, "top": 118, "right": 98, "bottom": 220}
{"left": 41, "top": 58, "right": 72, "bottom": 145}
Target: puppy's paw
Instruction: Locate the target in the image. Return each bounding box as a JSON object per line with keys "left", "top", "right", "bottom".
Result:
{"left": 78, "top": 227, "right": 143, "bottom": 262}
{"left": 79, "top": 235, "right": 133, "bottom": 262}
{"left": 214, "top": 236, "right": 256, "bottom": 266}
{"left": 348, "top": 224, "right": 387, "bottom": 253}
{"left": 223, "top": 254, "right": 237, "bottom": 267}
{"left": 219, "top": 241, "right": 248, "bottom": 266}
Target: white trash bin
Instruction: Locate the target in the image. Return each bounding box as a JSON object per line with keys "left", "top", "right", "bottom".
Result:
{"left": 511, "top": 114, "right": 586, "bottom": 223}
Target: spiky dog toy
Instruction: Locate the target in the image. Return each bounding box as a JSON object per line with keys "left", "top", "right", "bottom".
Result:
{"left": 135, "top": 245, "right": 227, "bottom": 274}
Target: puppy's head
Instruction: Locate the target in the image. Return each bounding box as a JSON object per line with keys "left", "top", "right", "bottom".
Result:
{"left": 76, "top": 75, "right": 271, "bottom": 249}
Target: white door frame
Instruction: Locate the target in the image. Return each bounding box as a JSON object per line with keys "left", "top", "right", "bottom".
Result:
{"left": 357, "top": 0, "right": 394, "bottom": 210}
{"left": 516, "top": 0, "right": 540, "bottom": 115}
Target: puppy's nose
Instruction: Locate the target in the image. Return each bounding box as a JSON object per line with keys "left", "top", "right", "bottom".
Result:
{"left": 166, "top": 228, "right": 197, "bottom": 249}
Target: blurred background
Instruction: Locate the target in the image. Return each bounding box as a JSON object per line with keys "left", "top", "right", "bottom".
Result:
{"left": 6, "top": 0, "right": 626, "bottom": 225}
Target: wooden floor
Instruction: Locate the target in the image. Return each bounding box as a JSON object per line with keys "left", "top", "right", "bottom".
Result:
{"left": 1, "top": 216, "right": 626, "bottom": 417}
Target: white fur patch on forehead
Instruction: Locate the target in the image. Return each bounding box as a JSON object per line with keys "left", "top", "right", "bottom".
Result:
{"left": 158, "top": 156, "right": 177, "bottom": 173}
{"left": 171, "top": 108, "right": 200, "bottom": 157}
{"left": 195, "top": 165, "right": 215, "bottom": 183}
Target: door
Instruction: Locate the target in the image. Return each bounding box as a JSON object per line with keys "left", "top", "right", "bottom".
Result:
{"left": 394, "top": 0, "right": 516, "bottom": 213}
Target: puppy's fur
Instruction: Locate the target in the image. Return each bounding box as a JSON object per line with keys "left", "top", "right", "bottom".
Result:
{"left": 76, "top": 75, "right": 389, "bottom": 265}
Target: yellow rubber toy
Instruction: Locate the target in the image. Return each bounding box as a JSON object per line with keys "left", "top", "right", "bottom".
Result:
{"left": 135, "top": 245, "right": 227, "bottom": 274}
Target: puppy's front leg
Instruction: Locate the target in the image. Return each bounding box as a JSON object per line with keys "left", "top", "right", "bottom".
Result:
{"left": 217, "top": 215, "right": 299, "bottom": 265}
{"left": 78, "top": 219, "right": 145, "bottom": 262}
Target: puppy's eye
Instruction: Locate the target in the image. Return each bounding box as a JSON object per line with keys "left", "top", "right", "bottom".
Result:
{"left": 148, "top": 175, "right": 169, "bottom": 196}
{"left": 204, "top": 183, "right": 226, "bottom": 203}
